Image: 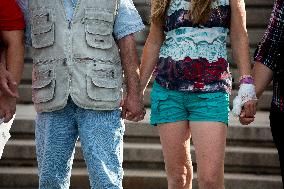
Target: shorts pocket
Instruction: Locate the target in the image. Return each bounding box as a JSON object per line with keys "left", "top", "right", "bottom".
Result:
{"left": 196, "top": 92, "right": 229, "bottom": 108}
{"left": 150, "top": 90, "right": 169, "bottom": 113}
{"left": 86, "top": 63, "right": 121, "bottom": 101}
{"left": 32, "top": 63, "right": 56, "bottom": 103}
{"left": 30, "top": 8, "right": 55, "bottom": 48}
{"left": 84, "top": 8, "right": 114, "bottom": 49}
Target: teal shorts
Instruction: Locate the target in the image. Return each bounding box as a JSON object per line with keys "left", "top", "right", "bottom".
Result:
{"left": 150, "top": 81, "right": 230, "bottom": 126}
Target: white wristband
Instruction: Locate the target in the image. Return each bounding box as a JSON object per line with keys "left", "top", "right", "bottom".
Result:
{"left": 232, "top": 84, "right": 257, "bottom": 116}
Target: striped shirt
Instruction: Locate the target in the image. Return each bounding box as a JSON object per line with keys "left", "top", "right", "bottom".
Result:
{"left": 155, "top": 0, "right": 232, "bottom": 93}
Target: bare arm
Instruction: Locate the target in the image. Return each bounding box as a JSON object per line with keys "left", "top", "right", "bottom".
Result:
{"left": 0, "top": 30, "right": 24, "bottom": 123}
{"left": 230, "top": 0, "right": 257, "bottom": 124}
{"left": 140, "top": 21, "right": 165, "bottom": 94}
{"left": 253, "top": 61, "right": 273, "bottom": 99}
{"left": 118, "top": 34, "right": 144, "bottom": 121}
{"left": 1, "top": 30, "right": 25, "bottom": 86}
{"left": 230, "top": 0, "right": 251, "bottom": 76}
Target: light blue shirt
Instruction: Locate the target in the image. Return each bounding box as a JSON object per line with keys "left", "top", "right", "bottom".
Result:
{"left": 63, "top": 0, "right": 144, "bottom": 40}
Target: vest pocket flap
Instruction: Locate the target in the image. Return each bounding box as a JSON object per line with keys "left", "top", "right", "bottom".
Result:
{"left": 86, "top": 22, "right": 112, "bottom": 35}
{"left": 86, "top": 76, "right": 120, "bottom": 101}
{"left": 32, "top": 22, "right": 53, "bottom": 35}
{"left": 85, "top": 8, "right": 114, "bottom": 23}
{"left": 86, "top": 34, "right": 113, "bottom": 49}
{"left": 32, "top": 65, "right": 56, "bottom": 103}
{"left": 32, "top": 64, "right": 54, "bottom": 89}
{"left": 32, "top": 77, "right": 53, "bottom": 89}
{"left": 90, "top": 77, "right": 118, "bottom": 89}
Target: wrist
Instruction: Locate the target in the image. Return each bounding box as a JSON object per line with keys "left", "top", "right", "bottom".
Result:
{"left": 239, "top": 75, "right": 254, "bottom": 85}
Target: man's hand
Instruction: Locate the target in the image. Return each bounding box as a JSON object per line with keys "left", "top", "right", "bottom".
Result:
{"left": 238, "top": 100, "right": 257, "bottom": 125}
{"left": 0, "top": 95, "right": 16, "bottom": 123}
{"left": 0, "top": 65, "right": 19, "bottom": 98}
{"left": 118, "top": 34, "right": 145, "bottom": 122}
{"left": 121, "top": 92, "right": 145, "bottom": 122}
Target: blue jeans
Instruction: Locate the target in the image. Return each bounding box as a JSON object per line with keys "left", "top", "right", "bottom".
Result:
{"left": 35, "top": 98, "right": 124, "bottom": 189}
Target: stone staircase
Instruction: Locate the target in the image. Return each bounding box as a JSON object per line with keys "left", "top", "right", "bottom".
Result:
{"left": 1, "top": 0, "right": 283, "bottom": 188}
{"left": 0, "top": 106, "right": 283, "bottom": 189}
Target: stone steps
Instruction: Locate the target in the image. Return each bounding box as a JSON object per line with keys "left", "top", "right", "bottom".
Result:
{"left": 0, "top": 167, "right": 282, "bottom": 189}
{"left": 1, "top": 139, "right": 280, "bottom": 174}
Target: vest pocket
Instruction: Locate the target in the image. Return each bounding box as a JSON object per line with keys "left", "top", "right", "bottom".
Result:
{"left": 30, "top": 8, "right": 55, "bottom": 48}
{"left": 84, "top": 8, "right": 114, "bottom": 49}
{"left": 86, "top": 64, "right": 121, "bottom": 101}
{"left": 32, "top": 63, "right": 56, "bottom": 103}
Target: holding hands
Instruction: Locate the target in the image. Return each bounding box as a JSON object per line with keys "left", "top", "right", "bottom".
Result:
{"left": 0, "top": 64, "right": 19, "bottom": 98}
{"left": 232, "top": 75, "right": 258, "bottom": 125}
{"left": 0, "top": 65, "right": 18, "bottom": 123}
{"left": 120, "top": 91, "right": 146, "bottom": 122}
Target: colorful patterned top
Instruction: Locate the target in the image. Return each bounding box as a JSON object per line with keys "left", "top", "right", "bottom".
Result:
{"left": 254, "top": 0, "right": 284, "bottom": 112}
{"left": 155, "top": 0, "right": 231, "bottom": 93}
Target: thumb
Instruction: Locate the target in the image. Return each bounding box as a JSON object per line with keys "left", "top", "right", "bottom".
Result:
{"left": 7, "top": 73, "right": 19, "bottom": 97}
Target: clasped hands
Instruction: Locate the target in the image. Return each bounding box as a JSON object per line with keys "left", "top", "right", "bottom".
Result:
{"left": 0, "top": 66, "right": 18, "bottom": 123}
{"left": 232, "top": 83, "right": 258, "bottom": 125}
{"left": 120, "top": 92, "right": 146, "bottom": 122}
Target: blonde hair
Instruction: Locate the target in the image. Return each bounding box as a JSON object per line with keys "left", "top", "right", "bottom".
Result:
{"left": 151, "top": 0, "right": 212, "bottom": 24}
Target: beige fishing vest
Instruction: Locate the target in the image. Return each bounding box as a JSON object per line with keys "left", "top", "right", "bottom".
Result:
{"left": 29, "top": 0, "right": 122, "bottom": 112}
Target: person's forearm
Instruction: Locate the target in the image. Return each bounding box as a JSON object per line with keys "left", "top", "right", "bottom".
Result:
{"left": 230, "top": 0, "right": 251, "bottom": 77}
{"left": 2, "top": 30, "right": 25, "bottom": 86}
{"left": 140, "top": 22, "right": 164, "bottom": 93}
{"left": 140, "top": 38, "right": 161, "bottom": 93}
{"left": 118, "top": 34, "right": 141, "bottom": 96}
{"left": 231, "top": 34, "right": 251, "bottom": 76}
{"left": 253, "top": 61, "right": 273, "bottom": 98}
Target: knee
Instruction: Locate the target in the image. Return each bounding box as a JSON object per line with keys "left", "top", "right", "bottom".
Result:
{"left": 198, "top": 170, "right": 223, "bottom": 188}
{"left": 166, "top": 164, "right": 193, "bottom": 187}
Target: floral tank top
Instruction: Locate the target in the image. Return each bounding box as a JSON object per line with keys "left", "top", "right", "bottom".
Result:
{"left": 155, "top": 0, "right": 232, "bottom": 93}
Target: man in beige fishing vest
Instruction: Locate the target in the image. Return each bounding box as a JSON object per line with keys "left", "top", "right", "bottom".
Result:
{"left": 28, "top": 0, "right": 145, "bottom": 188}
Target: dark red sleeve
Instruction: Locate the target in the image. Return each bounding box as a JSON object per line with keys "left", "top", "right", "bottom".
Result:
{"left": 0, "top": 0, "right": 25, "bottom": 30}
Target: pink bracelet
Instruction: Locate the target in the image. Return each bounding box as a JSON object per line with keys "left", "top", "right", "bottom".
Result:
{"left": 239, "top": 75, "right": 254, "bottom": 84}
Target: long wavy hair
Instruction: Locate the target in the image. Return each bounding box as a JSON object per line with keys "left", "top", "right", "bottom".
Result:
{"left": 151, "top": 0, "right": 212, "bottom": 24}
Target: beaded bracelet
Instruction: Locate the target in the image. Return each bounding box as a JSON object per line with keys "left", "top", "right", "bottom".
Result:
{"left": 239, "top": 75, "right": 254, "bottom": 84}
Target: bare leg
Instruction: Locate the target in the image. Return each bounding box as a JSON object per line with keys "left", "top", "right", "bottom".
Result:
{"left": 190, "top": 122, "right": 227, "bottom": 189}
{"left": 158, "top": 121, "right": 193, "bottom": 189}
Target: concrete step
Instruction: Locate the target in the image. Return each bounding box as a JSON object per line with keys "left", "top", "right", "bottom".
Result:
{"left": 11, "top": 105, "right": 274, "bottom": 146}
{"left": 0, "top": 167, "right": 282, "bottom": 189}
{"left": 1, "top": 140, "right": 280, "bottom": 174}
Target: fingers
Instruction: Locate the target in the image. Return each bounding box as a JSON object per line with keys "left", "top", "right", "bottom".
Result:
{"left": 124, "top": 108, "right": 146, "bottom": 122}
{"left": 0, "top": 109, "right": 15, "bottom": 123}
{"left": 4, "top": 112, "right": 14, "bottom": 123}
{"left": 8, "top": 77, "right": 19, "bottom": 98}
{"left": 239, "top": 111, "right": 254, "bottom": 125}
{"left": 243, "top": 100, "right": 257, "bottom": 118}
{"left": 131, "top": 108, "right": 146, "bottom": 122}
{"left": 0, "top": 73, "right": 18, "bottom": 98}
{"left": 239, "top": 116, "right": 254, "bottom": 125}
